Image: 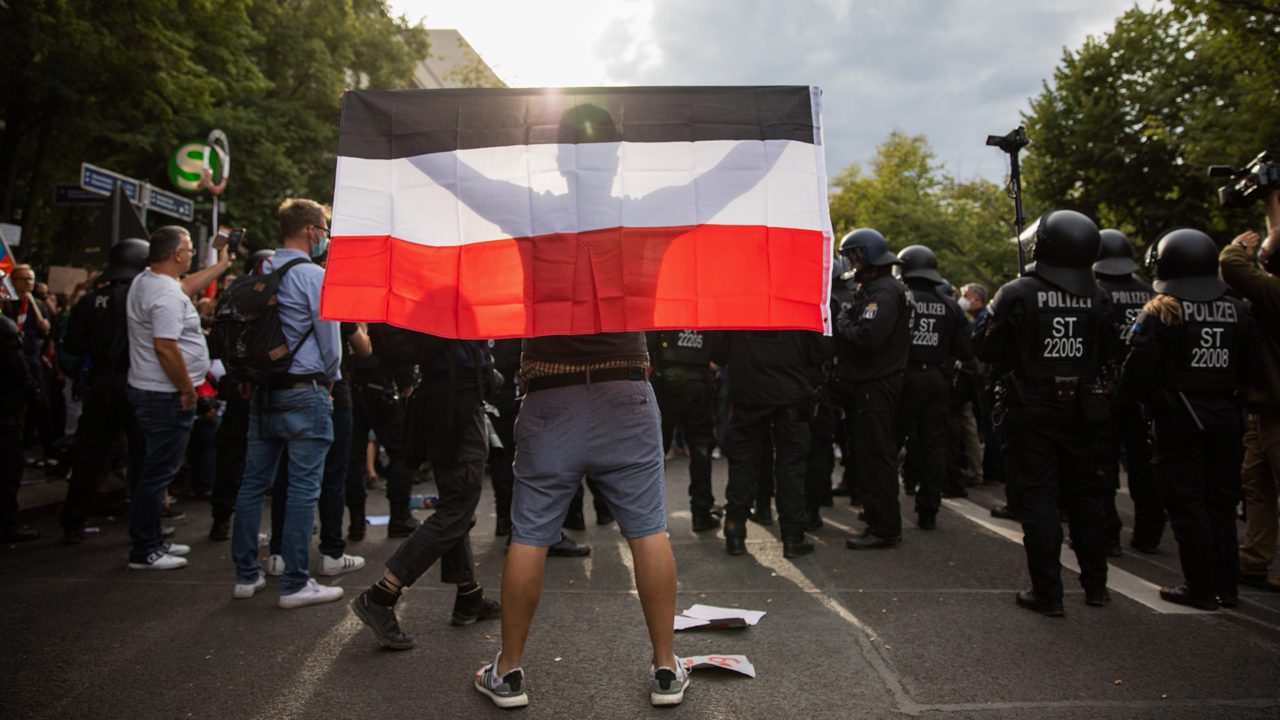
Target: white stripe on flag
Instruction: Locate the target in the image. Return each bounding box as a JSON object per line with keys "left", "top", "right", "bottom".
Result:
{"left": 332, "top": 139, "right": 825, "bottom": 247}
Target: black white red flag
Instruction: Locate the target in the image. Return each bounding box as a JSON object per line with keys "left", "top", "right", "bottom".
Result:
{"left": 321, "top": 86, "right": 833, "bottom": 338}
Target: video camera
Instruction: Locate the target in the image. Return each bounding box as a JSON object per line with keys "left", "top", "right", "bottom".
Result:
{"left": 1208, "top": 151, "right": 1280, "bottom": 209}
{"left": 986, "top": 127, "right": 1029, "bottom": 154}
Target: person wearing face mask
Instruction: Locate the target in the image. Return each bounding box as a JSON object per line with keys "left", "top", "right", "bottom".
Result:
{"left": 229, "top": 198, "right": 345, "bottom": 608}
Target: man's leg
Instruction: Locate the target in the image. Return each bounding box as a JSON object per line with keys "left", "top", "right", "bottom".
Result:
{"left": 318, "top": 404, "right": 353, "bottom": 561}
{"left": 1239, "top": 414, "right": 1280, "bottom": 581}
{"left": 345, "top": 390, "right": 372, "bottom": 537}
{"left": 497, "top": 542, "right": 549, "bottom": 674}
{"left": 232, "top": 394, "right": 284, "bottom": 585}
{"left": 276, "top": 387, "right": 334, "bottom": 596}
{"left": 628, "top": 532, "right": 678, "bottom": 669}
{"left": 61, "top": 375, "right": 114, "bottom": 535}
{"left": 723, "top": 406, "right": 766, "bottom": 546}
{"left": 126, "top": 388, "right": 195, "bottom": 564}
{"left": 771, "top": 405, "right": 812, "bottom": 543}
{"left": 853, "top": 375, "right": 903, "bottom": 541}
{"left": 210, "top": 380, "right": 249, "bottom": 529}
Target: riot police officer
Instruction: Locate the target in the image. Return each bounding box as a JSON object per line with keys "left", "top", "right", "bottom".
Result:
{"left": 1094, "top": 229, "right": 1162, "bottom": 555}
{"left": 648, "top": 330, "right": 718, "bottom": 532}
{"left": 1123, "top": 228, "right": 1253, "bottom": 610}
{"left": 895, "top": 245, "right": 973, "bottom": 530}
{"left": 713, "top": 330, "right": 826, "bottom": 558}
{"left": 834, "top": 229, "right": 912, "bottom": 550}
{"left": 977, "top": 210, "right": 1118, "bottom": 616}
{"left": 59, "top": 238, "right": 150, "bottom": 544}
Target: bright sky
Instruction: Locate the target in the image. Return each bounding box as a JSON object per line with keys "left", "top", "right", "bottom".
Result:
{"left": 389, "top": 0, "right": 1142, "bottom": 183}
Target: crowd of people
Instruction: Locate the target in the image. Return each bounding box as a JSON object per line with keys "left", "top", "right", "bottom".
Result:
{"left": 2, "top": 190, "right": 1280, "bottom": 708}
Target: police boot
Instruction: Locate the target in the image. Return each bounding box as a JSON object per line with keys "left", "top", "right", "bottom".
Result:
{"left": 1015, "top": 590, "right": 1065, "bottom": 618}
{"left": 691, "top": 512, "right": 719, "bottom": 533}
{"left": 208, "top": 515, "right": 232, "bottom": 542}
{"left": 724, "top": 520, "right": 747, "bottom": 556}
{"left": 387, "top": 508, "right": 420, "bottom": 538}
{"left": 783, "top": 536, "right": 815, "bottom": 559}
{"left": 806, "top": 507, "right": 824, "bottom": 532}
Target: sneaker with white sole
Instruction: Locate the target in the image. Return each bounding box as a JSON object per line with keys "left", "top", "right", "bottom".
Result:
{"left": 319, "top": 553, "right": 365, "bottom": 576}
{"left": 127, "top": 551, "right": 188, "bottom": 571}
{"left": 233, "top": 572, "right": 267, "bottom": 599}
{"left": 160, "top": 542, "right": 190, "bottom": 557}
{"left": 650, "top": 658, "right": 690, "bottom": 706}
{"left": 265, "top": 554, "right": 284, "bottom": 576}
{"left": 474, "top": 653, "right": 528, "bottom": 709}
{"left": 278, "top": 579, "right": 344, "bottom": 609}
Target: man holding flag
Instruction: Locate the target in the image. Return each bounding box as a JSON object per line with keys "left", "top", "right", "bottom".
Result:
{"left": 323, "top": 86, "right": 834, "bottom": 709}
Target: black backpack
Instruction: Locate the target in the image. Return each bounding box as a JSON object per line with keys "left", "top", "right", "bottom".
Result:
{"left": 209, "top": 258, "right": 313, "bottom": 384}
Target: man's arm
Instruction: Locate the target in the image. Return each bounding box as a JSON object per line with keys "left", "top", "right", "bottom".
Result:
{"left": 181, "top": 247, "right": 234, "bottom": 297}
{"left": 347, "top": 322, "right": 372, "bottom": 358}
{"left": 153, "top": 338, "right": 197, "bottom": 410}
{"left": 837, "top": 283, "right": 904, "bottom": 350}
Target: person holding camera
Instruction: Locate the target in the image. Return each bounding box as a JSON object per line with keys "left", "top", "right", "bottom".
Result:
{"left": 1220, "top": 188, "right": 1280, "bottom": 593}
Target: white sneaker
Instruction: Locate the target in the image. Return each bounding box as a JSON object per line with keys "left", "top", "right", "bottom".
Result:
{"left": 233, "top": 572, "right": 267, "bottom": 599}
{"left": 127, "top": 551, "right": 188, "bottom": 571}
{"left": 278, "top": 579, "right": 344, "bottom": 609}
{"left": 265, "top": 554, "right": 285, "bottom": 576}
{"left": 711, "top": 448, "right": 722, "bottom": 460}
{"left": 319, "top": 553, "right": 366, "bottom": 576}
{"left": 160, "top": 542, "right": 190, "bottom": 557}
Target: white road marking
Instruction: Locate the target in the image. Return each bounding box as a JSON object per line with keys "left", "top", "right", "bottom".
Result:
{"left": 943, "top": 497, "right": 1208, "bottom": 614}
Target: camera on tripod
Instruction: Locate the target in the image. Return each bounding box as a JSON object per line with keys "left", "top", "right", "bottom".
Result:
{"left": 1208, "top": 151, "right": 1280, "bottom": 208}
{"left": 986, "top": 127, "right": 1029, "bottom": 154}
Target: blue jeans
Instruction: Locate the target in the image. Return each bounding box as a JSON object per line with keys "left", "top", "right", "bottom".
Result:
{"left": 232, "top": 386, "right": 333, "bottom": 595}
{"left": 126, "top": 387, "right": 196, "bottom": 562}
{"left": 271, "top": 404, "right": 351, "bottom": 559}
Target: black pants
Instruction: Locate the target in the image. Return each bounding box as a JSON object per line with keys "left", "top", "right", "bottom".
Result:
{"left": 898, "top": 369, "right": 949, "bottom": 519}
{"left": 805, "top": 400, "right": 836, "bottom": 515}
{"left": 1005, "top": 399, "right": 1107, "bottom": 601}
{"left": 61, "top": 372, "right": 144, "bottom": 531}
{"left": 347, "top": 383, "right": 412, "bottom": 517}
{"left": 210, "top": 378, "right": 249, "bottom": 522}
{"left": 385, "top": 392, "right": 487, "bottom": 587}
{"left": 848, "top": 374, "right": 904, "bottom": 540}
{"left": 1098, "top": 398, "right": 1163, "bottom": 547}
{"left": 1152, "top": 400, "right": 1242, "bottom": 600}
{"left": 0, "top": 420, "right": 22, "bottom": 532}
{"left": 489, "top": 404, "right": 515, "bottom": 522}
{"left": 656, "top": 375, "right": 715, "bottom": 516}
{"left": 724, "top": 403, "right": 810, "bottom": 540}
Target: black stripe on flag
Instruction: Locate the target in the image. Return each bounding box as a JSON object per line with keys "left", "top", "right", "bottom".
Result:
{"left": 339, "top": 86, "right": 816, "bottom": 160}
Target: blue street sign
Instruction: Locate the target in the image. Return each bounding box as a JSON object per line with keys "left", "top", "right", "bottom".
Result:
{"left": 146, "top": 186, "right": 195, "bottom": 221}
{"left": 54, "top": 184, "right": 109, "bottom": 206}
{"left": 80, "top": 163, "right": 142, "bottom": 203}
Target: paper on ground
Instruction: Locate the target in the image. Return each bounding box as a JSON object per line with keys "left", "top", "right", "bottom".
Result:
{"left": 684, "top": 604, "right": 766, "bottom": 625}
{"left": 682, "top": 655, "right": 756, "bottom": 678}
{"left": 366, "top": 515, "right": 390, "bottom": 526}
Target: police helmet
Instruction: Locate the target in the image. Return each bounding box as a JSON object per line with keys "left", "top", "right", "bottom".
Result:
{"left": 98, "top": 237, "right": 151, "bottom": 282}
{"left": 1148, "top": 228, "right": 1227, "bottom": 302}
{"left": 248, "top": 249, "right": 275, "bottom": 275}
{"left": 831, "top": 254, "right": 852, "bottom": 283}
{"left": 1031, "top": 209, "right": 1101, "bottom": 297}
{"left": 840, "top": 228, "right": 900, "bottom": 268}
{"left": 1093, "top": 229, "right": 1139, "bottom": 277}
{"left": 897, "top": 244, "right": 944, "bottom": 284}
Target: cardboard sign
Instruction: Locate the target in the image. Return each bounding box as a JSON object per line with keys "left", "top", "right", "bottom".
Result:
{"left": 682, "top": 655, "right": 756, "bottom": 678}
{"left": 47, "top": 266, "right": 90, "bottom": 296}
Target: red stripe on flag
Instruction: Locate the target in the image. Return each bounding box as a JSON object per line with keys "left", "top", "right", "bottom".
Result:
{"left": 321, "top": 225, "right": 827, "bottom": 339}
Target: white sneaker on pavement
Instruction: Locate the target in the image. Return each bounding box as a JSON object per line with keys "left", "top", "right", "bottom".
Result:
{"left": 160, "top": 542, "right": 190, "bottom": 557}
{"left": 319, "top": 553, "right": 366, "bottom": 576}
{"left": 127, "top": 552, "right": 188, "bottom": 571}
{"left": 233, "top": 572, "right": 267, "bottom": 599}
{"left": 279, "top": 579, "right": 344, "bottom": 609}
{"left": 266, "top": 554, "right": 285, "bottom": 576}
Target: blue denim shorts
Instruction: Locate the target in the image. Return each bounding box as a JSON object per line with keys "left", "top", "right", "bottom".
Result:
{"left": 511, "top": 379, "right": 666, "bottom": 546}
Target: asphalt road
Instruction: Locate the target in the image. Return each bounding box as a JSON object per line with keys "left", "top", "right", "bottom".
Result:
{"left": 4, "top": 457, "right": 1280, "bottom": 719}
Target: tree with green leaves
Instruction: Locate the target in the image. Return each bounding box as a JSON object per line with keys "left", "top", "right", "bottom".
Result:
{"left": 1021, "top": 1, "right": 1280, "bottom": 251}
{"left": 829, "top": 131, "right": 1018, "bottom": 290}
{"left": 0, "top": 0, "right": 429, "bottom": 267}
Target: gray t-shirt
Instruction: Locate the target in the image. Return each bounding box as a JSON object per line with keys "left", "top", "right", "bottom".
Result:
{"left": 126, "top": 267, "right": 210, "bottom": 392}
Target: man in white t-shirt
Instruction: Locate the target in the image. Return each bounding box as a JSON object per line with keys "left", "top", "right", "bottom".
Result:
{"left": 124, "top": 226, "right": 232, "bottom": 570}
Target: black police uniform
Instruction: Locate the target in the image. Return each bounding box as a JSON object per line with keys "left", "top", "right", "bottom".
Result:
{"left": 1124, "top": 293, "right": 1253, "bottom": 606}
{"left": 713, "top": 330, "right": 825, "bottom": 550}
{"left": 487, "top": 338, "right": 522, "bottom": 535}
{"left": 978, "top": 275, "right": 1118, "bottom": 605}
{"left": 0, "top": 315, "right": 34, "bottom": 536}
{"left": 648, "top": 330, "right": 717, "bottom": 525}
{"left": 1096, "top": 273, "right": 1162, "bottom": 551}
{"left": 823, "top": 269, "right": 857, "bottom": 500}
{"left": 835, "top": 271, "right": 911, "bottom": 542}
{"left": 59, "top": 276, "right": 145, "bottom": 536}
{"left": 898, "top": 280, "right": 973, "bottom": 526}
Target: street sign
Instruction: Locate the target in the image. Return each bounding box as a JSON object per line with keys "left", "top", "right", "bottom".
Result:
{"left": 169, "top": 141, "right": 222, "bottom": 193}
{"left": 80, "top": 163, "right": 142, "bottom": 203}
{"left": 54, "top": 184, "right": 109, "bottom": 206}
{"left": 146, "top": 186, "right": 195, "bottom": 221}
